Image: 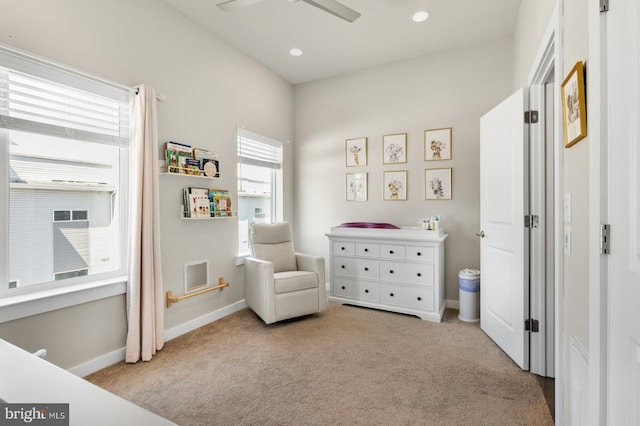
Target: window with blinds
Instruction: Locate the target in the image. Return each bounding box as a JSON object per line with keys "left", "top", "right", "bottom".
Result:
{"left": 236, "top": 128, "right": 284, "bottom": 254}
{"left": 0, "top": 45, "right": 130, "bottom": 296}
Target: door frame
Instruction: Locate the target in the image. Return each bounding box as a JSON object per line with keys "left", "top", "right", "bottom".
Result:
{"left": 588, "top": 0, "right": 609, "bottom": 423}
{"left": 526, "top": 1, "right": 564, "bottom": 419}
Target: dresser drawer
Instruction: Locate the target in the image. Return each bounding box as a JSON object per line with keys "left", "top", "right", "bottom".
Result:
{"left": 333, "top": 278, "right": 379, "bottom": 302}
{"left": 333, "top": 241, "right": 355, "bottom": 256}
{"left": 379, "top": 261, "right": 435, "bottom": 286}
{"left": 333, "top": 257, "right": 379, "bottom": 280}
{"left": 355, "top": 243, "right": 379, "bottom": 258}
{"left": 405, "top": 245, "right": 435, "bottom": 262}
{"left": 379, "top": 283, "right": 435, "bottom": 311}
{"left": 379, "top": 244, "right": 405, "bottom": 260}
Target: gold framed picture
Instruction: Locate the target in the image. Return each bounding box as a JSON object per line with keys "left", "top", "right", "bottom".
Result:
{"left": 382, "top": 133, "right": 407, "bottom": 164}
{"left": 561, "top": 61, "right": 587, "bottom": 148}
{"left": 346, "top": 172, "right": 367, "bottom": 201}
{"left": 345, "top": 137, "right": 367, "bottom": 167}
{"left": 424, "top": 127, "right": 452, "bottom": 161}
{"left": 425, "top": 168, "right": 452, "bottom": 200}
{"left": 383, "top": 170, "right": 407, "bottom": 201}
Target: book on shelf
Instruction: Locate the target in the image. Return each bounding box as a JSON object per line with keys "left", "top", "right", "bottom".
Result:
{"left": 183, "top": 158, "right": 202, "bottom": 176}
{"left": 208, "top": 188, "right": 232, "bottom": 217}
{"left": 166, "top": 141, "right": 192, "bottom": 153}
{"left": 165, "top": 149, "right": 180, "bottom": 173}
{"left": 184, "top": 187, "right": 210, "bottom": 218}
{"left": 193, "top": 149, "right": 219, "bottom": 177}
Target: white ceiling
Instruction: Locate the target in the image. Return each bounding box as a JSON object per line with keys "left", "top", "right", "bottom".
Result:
{"left": 162, "top": 0, "right": 521, "bottom": 85}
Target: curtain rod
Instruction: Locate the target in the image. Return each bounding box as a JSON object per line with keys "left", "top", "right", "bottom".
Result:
{"left": 134, "top": 87, "right": 165, "bottom": 102}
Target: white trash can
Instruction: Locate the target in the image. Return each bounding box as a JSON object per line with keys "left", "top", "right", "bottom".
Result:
{"left": 458, "top": 268, "right": 480, "bottom": 322}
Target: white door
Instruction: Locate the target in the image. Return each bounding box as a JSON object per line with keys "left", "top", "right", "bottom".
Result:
{"left": 606, "top": 0, "right": 640, "bottom": 422}
{"left": 479, "top": 88, "right": 529, "bottom": 370}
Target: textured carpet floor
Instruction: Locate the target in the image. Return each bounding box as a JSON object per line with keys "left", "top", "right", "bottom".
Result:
{"left": 87, "top": 303, "right": 553, "bottom": 426}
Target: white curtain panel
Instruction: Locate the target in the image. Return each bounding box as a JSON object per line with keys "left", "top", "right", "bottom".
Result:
{"left": 125, "top": 84, "right": 165, "bottom": 363}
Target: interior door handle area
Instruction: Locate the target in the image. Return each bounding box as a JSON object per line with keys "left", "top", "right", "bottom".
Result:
{"left": 476, "top": 231, "right": 485, "bottom": 238}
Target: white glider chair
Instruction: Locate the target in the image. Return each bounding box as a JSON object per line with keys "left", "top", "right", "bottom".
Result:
{"left": 244, "top": 221, "right": 326, "bottom": 324}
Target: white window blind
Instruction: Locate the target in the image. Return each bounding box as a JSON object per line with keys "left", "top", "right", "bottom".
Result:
{"left": 0, "top": 46, "right": 130, "bottom": 146}
{"left": 237, "top": 128, "right": 282, "bottom": 170}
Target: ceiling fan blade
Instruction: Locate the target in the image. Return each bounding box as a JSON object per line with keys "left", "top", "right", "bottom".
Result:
{"left": 301, "top": 0, "right": 361, "bottom": 22}
{"left": 216, "top": 0, "right": 265, "bottom": 12}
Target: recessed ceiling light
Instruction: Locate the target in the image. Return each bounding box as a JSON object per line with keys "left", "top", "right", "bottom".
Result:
{"left": 289, "top": 48, "right": 303, "bottom": 57}
{"left": 412, "top": 11, "right": 430, "bottom": 23}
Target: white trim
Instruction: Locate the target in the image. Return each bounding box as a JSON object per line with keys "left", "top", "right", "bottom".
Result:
{"left": 164, "top": 299, "right": 248, "bottom": 341}
{"left": 0, "top": 130, "right": 7, "bottom": 292}
{"left": 525, "top": 1, "right": 564, "bottom": 420}
{"left": 69, "top": 300, "right": 249, "bottom": 377}
{"left": 0, "top": 276, "right": 126, "bottom": 323}
{"left": 69, "top": 347, "right": 126, "bottom": 378}
{"left": 588, "top": 0, "right": 608, "bottom": 423}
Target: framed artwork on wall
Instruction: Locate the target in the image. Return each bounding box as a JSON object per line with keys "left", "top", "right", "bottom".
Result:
{"left": 346, "top": 172, "right": 368, "bottom": 201}
{"left": 561, "top": 61, "right": 587, "bottom": 148}
{"left": 345, "top": 137, "right": 368, "bottom": 166}
{"left": 382, "top": 133, "right": 407, "bottom": 164}
{"left": 424, "top": 127, "right": 452, "bottom": 161}
{"left": 383, "top": 170, "right": 407, "bottom": 201}
{"left": 425, "top": 168, "right": 452, "bottom": 200}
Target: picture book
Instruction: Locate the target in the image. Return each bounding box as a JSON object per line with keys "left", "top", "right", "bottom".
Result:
{"left": 166, "top": 141, "right": 192, "bottom": 153}
{"left": 208, "top": 188, "right": 232, "bottom": 217}
{"left": 165, "top": 149, "right": 181, "bottom": 173}
{"left": 188, "top": 187, "right": 210, "bottom": 218}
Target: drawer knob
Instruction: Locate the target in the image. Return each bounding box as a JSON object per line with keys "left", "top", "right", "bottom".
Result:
{"left": 341, "top": 265, "right": 345, "bottom": 269}
{"left": 390, "top": 293, "right": 395, "bottom": 297}
{"left": 364, "top": 267, "right": 369, "bottom": 271}
{"left": 364, "top": 248, "right": 369, "bottom": 252}
{"left": 389, "top": 250, "right": 394, "bottom": 254}
{"left": 417, "top": 296, "right": 422, "bottom": 301}
{"left": 417, "top": 273, "right": 422, "bottom": 277}
{"left": 341, "top": 246, "right": 345, "bottom": 250}
{"left": 341, "top": 286, "right": 346, "bottom": 290}
{"left": 389, "top": 270, "right": 394, "bottom": 274}
{"left": 365, "top": 289, "right": 369, "bottom": 293}
{"left": 417, "top": 252, "right": 422, "bottom": 256}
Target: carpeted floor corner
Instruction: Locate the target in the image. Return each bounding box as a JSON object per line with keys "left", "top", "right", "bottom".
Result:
{"left": 86, "top": 303, "right": 553, "bottom": 426}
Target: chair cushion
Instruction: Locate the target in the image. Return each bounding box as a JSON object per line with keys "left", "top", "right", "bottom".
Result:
{"left": 252, "top": 242, "right": 297, "bottom": 273}
{"left": 274, "top": 271, "right": 318, "bottom": 294}
{"left": 251, "top": 222, "right": 297, "bottom": 273}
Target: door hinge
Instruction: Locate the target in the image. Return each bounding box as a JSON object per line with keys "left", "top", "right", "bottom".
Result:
{"left": 525, "top": 319, "right": 539, "bottom": 333}
{"left": 524, "top": 110, "right": 539, "bottom": 124}
{"left": 600, "top": 224, "right": 610, "bottom": 254}
{"left": 600, "top": 0, "right": 609, "bottom": 12}
{"left": 524, "top": 214, "right": 539, "bottom": 228}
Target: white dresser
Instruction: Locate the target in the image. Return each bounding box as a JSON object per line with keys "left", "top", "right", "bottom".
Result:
{"left": 325, "top": 226, "right": 447, "bottom": 322}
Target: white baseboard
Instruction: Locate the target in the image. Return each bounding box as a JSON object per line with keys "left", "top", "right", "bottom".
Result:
{"left": 71, "top": 300, "right": 248, "bottom": 377}
{"left": 445, "top": 299, "right": 460, "bottom": 310}
{"left": 164, "top": 299, "right": 247, "bottom": 341}
{"left": 69, "top": 347, "right": 126, "bottom": 378}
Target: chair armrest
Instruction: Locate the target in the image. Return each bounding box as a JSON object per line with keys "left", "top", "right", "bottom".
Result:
{"left": 295, "top": 253, "right": 324, "bottom": 276}
{"left": 244, "top": 257, "right": 276, "bottom": 323}
{"left": 295, "top": 253, "right": 326, "bottom": 312}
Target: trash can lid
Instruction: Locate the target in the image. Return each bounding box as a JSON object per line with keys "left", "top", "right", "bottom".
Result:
{"left": 459, "top": 268, "right": 480, "bottom": 278}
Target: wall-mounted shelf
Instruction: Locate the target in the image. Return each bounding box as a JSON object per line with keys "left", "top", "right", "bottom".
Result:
{"left": 181, "top": 214, "right": 236, "bottom": 220}
{"left": 160, "top": 167, "right": 222, "bottom": 179}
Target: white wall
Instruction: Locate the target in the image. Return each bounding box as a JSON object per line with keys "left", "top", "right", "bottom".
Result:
{"left": 513, "top": 0, "right": 557, "bottom": 87}
{"left": 293, "top": 38, "right": 514, "bottom": 303}
{"left": 561, "top": 0, "right": 589, "bottom": 423}
{"left": 0, "top": 0, "right": 293, "bottom": 370}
